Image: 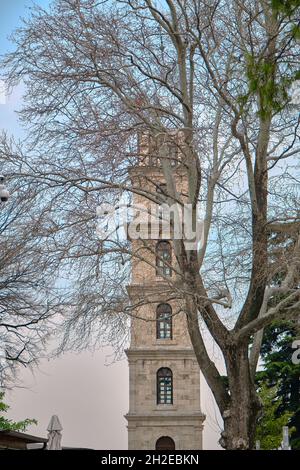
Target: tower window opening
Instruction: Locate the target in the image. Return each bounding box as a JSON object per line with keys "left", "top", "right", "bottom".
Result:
{"left": 156, "top": 240, "right": 172, "bottom": 277}
{"left": 168, "top": 143, "right": 178, "bottom": 167}
{"left": 156, "top": 183, "right": 167, "bottom": 195}
{"left": 157, "top": 367, "right": 173, "bottom": 404}
{"left": 155, "top": 436, "right": 175, "bottom": 450}
{"left": 156, "top": 303, "right": 172, "bottom": 340}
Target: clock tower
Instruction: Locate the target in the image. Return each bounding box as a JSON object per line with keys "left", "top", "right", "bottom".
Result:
{"left": 125, "top": 133, "right": 205, "bottom": 450}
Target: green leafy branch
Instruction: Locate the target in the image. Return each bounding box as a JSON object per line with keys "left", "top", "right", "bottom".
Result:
{"left": 0, "top": 391, "right": 37, "bottom": 432}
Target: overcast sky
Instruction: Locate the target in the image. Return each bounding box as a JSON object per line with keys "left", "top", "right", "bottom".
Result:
{"left": 0, "top": 0, "right": 222, "bottom": 450}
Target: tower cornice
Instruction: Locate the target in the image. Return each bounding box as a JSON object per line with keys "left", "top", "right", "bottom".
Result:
{"left": 125, "top": 348, "right": 197, "bottom": 361}
{"left": 128, "top": 165, "right": 187, "bottom": 178}
{"left": 126, "top": 282, "right": 182, "bottom": 299}
{"left": 125, "top": 412, "right": 206, "bottom": 424}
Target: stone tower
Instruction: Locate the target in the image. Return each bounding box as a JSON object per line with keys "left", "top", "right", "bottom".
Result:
{"left": 125, "top": 133, "right": 205, "bottom": 450}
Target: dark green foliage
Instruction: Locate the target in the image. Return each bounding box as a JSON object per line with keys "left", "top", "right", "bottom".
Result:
{"left": 256, "top": 320, "right": 300, "bottom": 449}
{"left": 271, "top": 0, "right": 300, "bottom": 16}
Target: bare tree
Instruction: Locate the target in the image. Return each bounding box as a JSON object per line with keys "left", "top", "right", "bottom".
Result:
{"left": 1, "top": 0, "right": 300, "bottom": 448}
{"left": 0, "top": 139, "right": 63, "bottom": 385}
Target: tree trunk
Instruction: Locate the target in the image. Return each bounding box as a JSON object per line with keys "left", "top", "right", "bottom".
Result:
{"left": 220, "top": 345, "right": 262, "bottom": 450}
{"left": 187, "top": 291, "right": 262, "bottom": 450}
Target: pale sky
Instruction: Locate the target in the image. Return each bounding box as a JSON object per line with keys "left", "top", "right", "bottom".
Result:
{"left": 1, "top": 0, "right": 221, "bottom": 450}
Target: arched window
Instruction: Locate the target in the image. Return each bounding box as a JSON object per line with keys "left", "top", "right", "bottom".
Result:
{"left": 155, "top": 436, "right": 175, "bottom": 450}
{"left": 156, "top": 241, "right": 172, "bottom": 277}
{"left": 156, "top": 304, "right": 172, "bottom": 340}
{"left": 156, "top": 183, "right": 167, "bottom": 196}
{"left": 168, "top": 143, "right": 178, "bottom": 167}
{"left": 150, "top": 155, "right": 160, "bottom": 166}
{"left": 149, "top": 135, "right": 162, "bottom": 167}
{"left": 157, "top": 368, "right": 173, "bottom": 404}
{"left": 156, "top": 184, "right": 168, "bottom": 209}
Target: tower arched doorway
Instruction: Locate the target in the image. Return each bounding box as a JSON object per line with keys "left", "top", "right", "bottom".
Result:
{"left": 155, "top": 436, "right": 175, "bottom": 450}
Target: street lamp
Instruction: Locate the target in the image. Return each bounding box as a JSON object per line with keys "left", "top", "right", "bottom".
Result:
{"left": 0, "top": 175, "right": 9, "bottom": 202}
